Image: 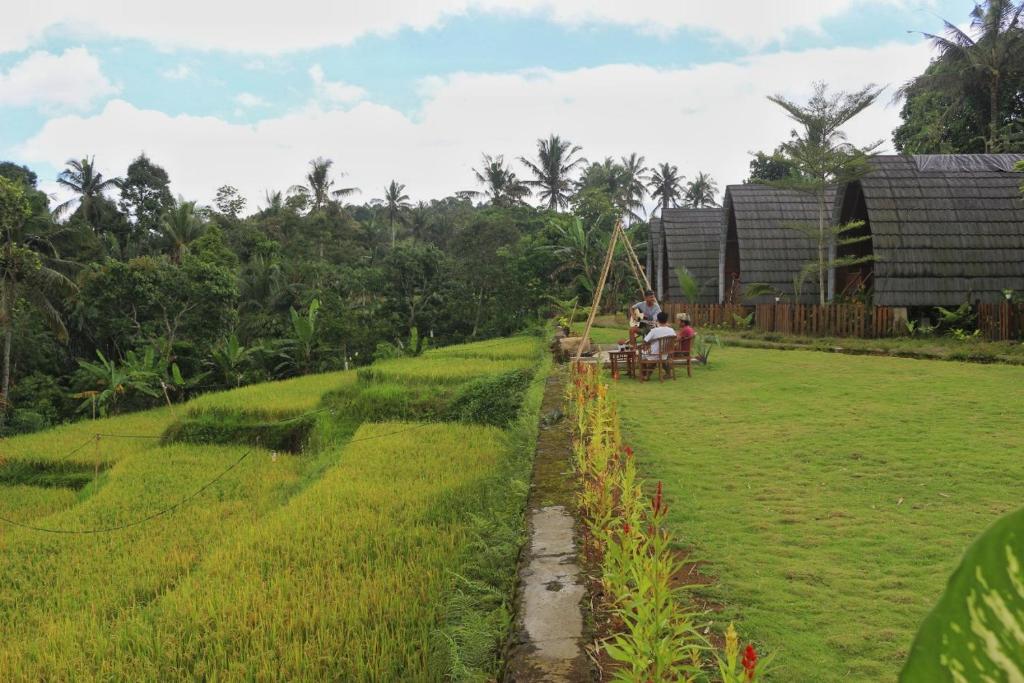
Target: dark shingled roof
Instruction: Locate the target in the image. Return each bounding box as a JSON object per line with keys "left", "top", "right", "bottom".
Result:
{"left": 655, "top": 208, "right": 723, "bottom": 303}
{"left": 839, "top": 154, "right": 1024, "bottom": 306}
{"left": 723, "top": 184, "right": 835, "bottom": 304}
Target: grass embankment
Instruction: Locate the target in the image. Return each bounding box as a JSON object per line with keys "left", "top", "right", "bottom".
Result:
{"left": 0, "top": 334, "right": 548, "bottom": 681}
{"left": 609, "top": 347, "right": 1024, "bottom": 682}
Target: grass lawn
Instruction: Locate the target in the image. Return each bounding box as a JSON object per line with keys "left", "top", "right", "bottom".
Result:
{"left": 609, "top": 347, "right": 1024, "bottom": 682}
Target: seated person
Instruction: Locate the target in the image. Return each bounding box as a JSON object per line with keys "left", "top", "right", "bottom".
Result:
{"left": 642, "top": 312, "right": 676, "bottom": 359}
{"left": 628, "top": 290, "right": 662, "bottom": 347}
{"left": 676, "top": 313, "right": 696, "bottom": 354}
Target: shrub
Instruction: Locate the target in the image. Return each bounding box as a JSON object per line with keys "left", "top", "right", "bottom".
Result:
{"left": 161, "top": 411, "right": 316, "bottom": 452}
{"left": 445, "top": 369, "right": 535, "bottom": 428}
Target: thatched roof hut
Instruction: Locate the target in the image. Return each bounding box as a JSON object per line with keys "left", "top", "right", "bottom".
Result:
{"left": 834, "top": 154, "right": 1024, "bottom": 306}
{"left": 721, "top": 184, "right": 835, "bottom": 304}
{"left": 649, "top": 208, "right": 723, "bottom": 303}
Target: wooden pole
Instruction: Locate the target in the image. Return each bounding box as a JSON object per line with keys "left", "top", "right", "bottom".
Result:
{"left": 574, "top": 226, "right": 621, "bottom": 364}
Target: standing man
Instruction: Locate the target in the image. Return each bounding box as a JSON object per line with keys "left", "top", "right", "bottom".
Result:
{"left": 628, "top": 290, "right": 661, "bottom": 347}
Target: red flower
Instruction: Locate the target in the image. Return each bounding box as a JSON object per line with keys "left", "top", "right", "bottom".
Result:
{"left": 624, "top": 445, "right": 634, "bottom": 459}
{"left": 742, "top": 644, "right": 758, "bottom": 679}
{"left": 651, "top": 481, "right": 664, "bottom": 516}
{"left": 622, "top": 523, "right": 631, "bottom": 535}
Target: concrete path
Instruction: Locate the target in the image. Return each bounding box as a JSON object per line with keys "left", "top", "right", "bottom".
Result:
{"left": 505, "top": 373, "right": 592, "bottom": 682}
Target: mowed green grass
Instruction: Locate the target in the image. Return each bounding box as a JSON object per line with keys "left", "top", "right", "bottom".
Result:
{"left": 609, "top": 347, "right": 1024, "bottom": 682}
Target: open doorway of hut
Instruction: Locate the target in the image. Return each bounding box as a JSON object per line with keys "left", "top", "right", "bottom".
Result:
{"left": 724, "top": 211, "right": 741, "bottom": 303}
{"left": 835, "top": 182, "right": 874, "bottom": 302}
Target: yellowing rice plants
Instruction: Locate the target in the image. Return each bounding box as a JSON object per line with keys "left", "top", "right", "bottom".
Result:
{"left": 0, "top": 485, "right": 78, "bottom": 524}
{"left": 186, "top": 370, "right": 356, "bottom": 419}
{"left": 425, "top": 335, "right": 543, "bottom": 361}
{"left": 0, "top": 443, "right": 306, "bottom": 679}
{"left": 0, "top": 334, "right": 547, "bottom": 680}
{"left": 97, "top": 422, "right": 511, "bottom": 681}
{"left": 358, "top": 355, "right": 533, "bottom": 385}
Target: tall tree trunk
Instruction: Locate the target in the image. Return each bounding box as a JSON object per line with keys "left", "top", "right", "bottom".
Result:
{"left": 1, "top": 322, "right": 12, "bottom": 419}
{"left": 989, "top": 73, "right": 1001, "bottom": 152}
{"left": 818, "top": 191, "right": 827, "bottom": 306}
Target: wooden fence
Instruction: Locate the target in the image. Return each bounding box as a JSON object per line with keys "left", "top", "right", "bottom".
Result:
{"left": 977, "top": 302, "right": 1024, "bottom": 341}
{"left": 658, "top": 301, "right": 1023, "bottom": 341}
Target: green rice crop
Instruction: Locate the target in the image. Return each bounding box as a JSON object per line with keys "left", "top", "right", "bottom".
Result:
{"left": 0, "top": 485, "right": 78, "bottom": 524}
{"left": 0, "top": 335, "right": 549, "bottom": 680}
{"left": 187, "top": 370, "right": 356, "bottom": 419}
{"left": 426, "top": 335, "right": 543, "bottom": 361}
{"left": 358, "top": 356, "right": 533, "bottom": 385}
{"left": 82, "top": 422, "right": 510, "bottom": 681}
{"left": 0, "top": 407, "right": 181, "bottom": 468}
{"left": 0, "top": 442, "right": 306, "bottom": 679}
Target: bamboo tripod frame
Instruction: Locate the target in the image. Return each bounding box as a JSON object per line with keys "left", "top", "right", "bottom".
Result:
{"left": 572, "top": 221, "right": 652, "bottom": 363}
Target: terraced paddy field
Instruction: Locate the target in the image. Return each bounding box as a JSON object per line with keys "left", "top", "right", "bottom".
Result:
{"left": 0, "top": 335, "right": 547, "bottom": 681}
{"left": 609, "top": 346, "right": 1024, "bottom": 682}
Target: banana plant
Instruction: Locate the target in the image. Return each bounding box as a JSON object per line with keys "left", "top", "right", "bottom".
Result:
{"left": 207, "top": 334, "right": 254, "bottom": 388}
{"left": 73, "top": 349, "right": 162, "bottom": 417}
{"left": 278, "top": 298, "right": 321, "bottom": 375}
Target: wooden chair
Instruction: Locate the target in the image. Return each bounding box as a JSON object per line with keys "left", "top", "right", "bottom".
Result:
{"left": 673, "top": 333, "right": 695, "bottom": 378}
{"left": 638, "top": 336, "right": 676, "bottom": 382}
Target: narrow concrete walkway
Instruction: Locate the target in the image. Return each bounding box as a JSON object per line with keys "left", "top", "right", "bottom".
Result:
{"left": 505, "top": 373, "right": 592, "bottom": 682}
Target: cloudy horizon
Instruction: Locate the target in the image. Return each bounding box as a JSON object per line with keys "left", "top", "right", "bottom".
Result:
{"left": 1, "top": 1, "right": 960, "bottom": 213}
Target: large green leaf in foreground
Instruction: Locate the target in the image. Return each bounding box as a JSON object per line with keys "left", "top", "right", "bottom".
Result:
{"left": 901, "top": 506, "right": 1024, "bottom": 682}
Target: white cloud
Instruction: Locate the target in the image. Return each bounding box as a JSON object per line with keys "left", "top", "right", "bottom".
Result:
{"left": 162, "top": 64, "right": 192, "bottom": 80}
{"left": 234, "top": 92, "right": 267, "bottom": 108}
{"left": 0, "top": 48, "right": 118, "bottom": 112}
{"left": 309, "top": 65, "right": 366, "bottom": 104}
{"left": 15, "top": 41, "right": 931, "bottom": 213}
{"left": 2, "top": 1, "right": 923, "bottom": 54}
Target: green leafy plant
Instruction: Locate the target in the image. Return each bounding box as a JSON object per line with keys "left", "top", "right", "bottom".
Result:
{"left": 901, "top": 506, "right": 1024, "bottom": 681}
{"left": 674, "top": 265, "right": 708, "bottom": 306}
{"left": 73, "top": 349, "right": 162, "bottom": 417}
{"left": 207, "top": 334, "right": 255, "bottom": 388}
{"left": 732, "top": 312, "right": 754, "bottom": 329}
{"left": 950, "top": 327, "right": 981, "bottom": 342}
{"left": 935, "top": 301, "right": 976, "bottom": 331}
{"left": 695, "top": 333, "right": 722, "bottom": 365}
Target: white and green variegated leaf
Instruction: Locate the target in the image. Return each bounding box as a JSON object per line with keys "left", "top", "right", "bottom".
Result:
{"left": 901, "top": 506, "right": 1024, "bottom": 682}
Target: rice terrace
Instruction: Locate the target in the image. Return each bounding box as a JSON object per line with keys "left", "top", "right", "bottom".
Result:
{"left": 2, "top": 1, "right": 1024, "bottom": 681}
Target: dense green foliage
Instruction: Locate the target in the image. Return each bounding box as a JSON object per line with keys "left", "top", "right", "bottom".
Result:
{"left": 0, "top": 143, "right": 687, "bottom": 436}
{"left": 894, "top": 0, "right": 1024, "bottom": 153}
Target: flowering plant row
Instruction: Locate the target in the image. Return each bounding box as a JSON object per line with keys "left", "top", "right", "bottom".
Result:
{"left": 567, "top": 362, "right": 770, "bottom": 682}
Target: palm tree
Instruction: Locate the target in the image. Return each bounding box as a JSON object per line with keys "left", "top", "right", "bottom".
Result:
{"left": 472, "top": 154, "right": 531, "bottom": 207}
{"left": 408, "top": 201, "right": 430, "bottom": 241}
{"left": 648, "top": 163, "right": 684, "bottom": 211}
{"left": 53, "top": 157, "right": 120, "bottom": 231}
{"left": 263, "top": 190, "right": 284, "bottom": 213}
{"left": 619, "top": 153, "right": 649, "bottom": 224}
{"left": 0, "top": 178, "right": 76, "bottom": 412}
{"left": 288, "top": 157, "right": 359, "bottom": 212}
{"left": 519, "top": 134, "right": 587, "bottom": 211}
{"left": 160, "top": 198, "right": 207, "bottom": 263}
{"left": 683, "top": 172, "right": 720, "bottom": 208}
{"left": 911, "top": 0, "right": 1024, "bottom": 151}
{"left": 383, "top": 180, "right": 411, "bottom": 247}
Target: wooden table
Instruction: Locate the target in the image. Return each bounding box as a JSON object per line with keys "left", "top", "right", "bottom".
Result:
{"left": 608, "top": 349, "right": 636, "bottom": 380}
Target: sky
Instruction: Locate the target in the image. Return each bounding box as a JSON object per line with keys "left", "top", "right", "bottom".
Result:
{"left": 0, "top": 1, "right": 970, "bottom": 212}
